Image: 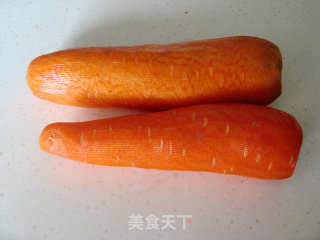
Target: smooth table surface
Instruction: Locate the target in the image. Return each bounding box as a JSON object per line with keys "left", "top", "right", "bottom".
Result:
{"left": 1, "top": 1, "right": 320, "bottom": 239}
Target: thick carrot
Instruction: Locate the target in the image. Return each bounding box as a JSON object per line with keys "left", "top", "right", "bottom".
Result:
{"left": 27, "top": 36, "right": 282, "bottom": 110}
{"left": 39, "top": 103, "right": 302, "bottom": 179}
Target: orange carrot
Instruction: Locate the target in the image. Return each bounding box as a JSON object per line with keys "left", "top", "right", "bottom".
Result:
{"left": 39, "top": 103, "right": 302, "bottom": 179}
{"left": 27, "top": 36, "right": 282, "bottom": 110}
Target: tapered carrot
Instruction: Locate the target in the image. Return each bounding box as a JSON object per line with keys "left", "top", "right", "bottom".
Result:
{"left": 40, "top": 103, "right": 302, "bottom": 179}
{"left": 27, "top": 36, "right": 282, "bottom": 110}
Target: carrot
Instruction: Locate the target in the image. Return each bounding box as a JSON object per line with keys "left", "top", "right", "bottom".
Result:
{"left": 27, "top": 36, "right": 282, "bottom": 110}
{"left": 39, "top": 103, "right": 302, "bottom": 179}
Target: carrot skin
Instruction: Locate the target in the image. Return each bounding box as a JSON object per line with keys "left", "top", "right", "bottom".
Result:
{"left": 27, "top": 36, "right": 282, "bottom": 110}
{"left": 39, "top": 103, "right": 302, "bottom": 179}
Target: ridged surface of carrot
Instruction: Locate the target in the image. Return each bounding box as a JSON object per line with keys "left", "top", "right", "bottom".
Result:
{"left": 40, "top": 103, "right": 302, "bottom": 179}
{"left": 27, "top": 36, "right": 282, "bottom": 110}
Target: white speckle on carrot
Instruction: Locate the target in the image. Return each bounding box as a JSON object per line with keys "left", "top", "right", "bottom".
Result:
{"left": 147, "top": 128, "right": 151, "bottom": 137}
{"left": 49, "top": 130, "right": 56, "bottom": 142}
{"left": 218, "top": 74, "right": 225, "bottom": 88}
{"left": 268, "top": 162, "right": 273, "bottom": 171}
{"left": 209, "top": 67, "right": 213, "bottom": 77}
{"left": 48, "top": 133, "right": 55, "bottom": 151}
{"left": 289, "top": 155, "right": 294, "bottom": 164}
{"left": 230, "top": 166, "right": 234, "bottom": 172}
{"left": 212, "top": 158, "right": 216, "bottom": 168}
{"left": 192, "top": 111, "right": 196, "bottom": 125}
{"left": 132, "top": 162, "right": 135, "bottom": 167}
{"left": 195, "top": 70, "right": 199, "bottom": 80}
{"left": 256, "top": 153, "right": 261, "bottom": 163}
{"left": 182, "top": 148, "right": 186, "bottom": 157}
{"left": 226, "top": 123, "right": 230, "bottom": 135}
{"left": 240, "top": 71, "right": 245, "bottom": 82}
{"left": 160, "top": 138, "right": 163, "bottom": 152}
{"left": 169, "top": 141, "right": 173, "bottom": 155}
{"left": 182, "top": 72, "right": 188, "bottom": 81}
{"left": 80, "top": 129, "right": 85, "bottom": 145}
{"left": 203, "top": 117, "right": 208, "bottom": 127}
{"left": 170, "top": 64, "right": 174, "bottom": 76}
{"left": 92, "top": 128, "right": 96, "bottom": 143}
{"left": 223, "top": 169, "right": 227, "bottom": 173}
{"left": 243, "top": 147, "right": 248, "bottom": 157}
{"left": 48, "top": 130, "right": 55, "bottom": 145}
{"left": 108, "top": 124, "right": 112, "bottom": 132}
{"left": 116, "top": 156, "right": 120, "bottom": 162}
{"left": 220, "top": 78, "right": 224, "bottom": 87}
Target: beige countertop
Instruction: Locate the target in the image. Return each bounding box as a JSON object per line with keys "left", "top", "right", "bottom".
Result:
{"left": 0, "top": 0, "right": 319, "bottom": 239}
